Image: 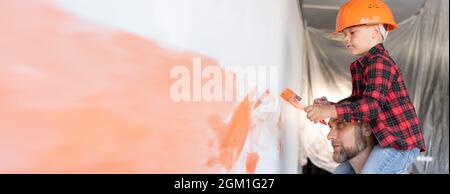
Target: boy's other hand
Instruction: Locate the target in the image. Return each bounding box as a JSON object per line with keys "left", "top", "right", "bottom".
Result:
{"left": 304, "top": 105, "right": 337, "bottom": 123}
{"left": 313, "top": 96, "right": 330, "bottom": 105}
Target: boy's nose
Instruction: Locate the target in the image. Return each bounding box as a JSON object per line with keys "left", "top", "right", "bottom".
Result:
{"left": 344, "top": 35, "right": 350, "bottom": 43}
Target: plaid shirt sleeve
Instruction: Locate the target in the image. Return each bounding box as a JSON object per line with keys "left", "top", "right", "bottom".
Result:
{"left": 335, "top": 56, "right": 395, "bottom": 121}
{"left": 330, "top": 96, "right": 354, "bottom": 105}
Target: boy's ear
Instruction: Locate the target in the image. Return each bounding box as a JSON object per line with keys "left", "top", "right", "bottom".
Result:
{"left": 371, "top": 25, "right": 381, "bottom": 40}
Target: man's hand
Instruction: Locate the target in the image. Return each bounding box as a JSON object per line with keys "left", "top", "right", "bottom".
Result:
{"left": 313, "top": 96, "right": 330, "bottom": 105}
{"left": 304, "top": 104, "right": 337, "bottom": 123}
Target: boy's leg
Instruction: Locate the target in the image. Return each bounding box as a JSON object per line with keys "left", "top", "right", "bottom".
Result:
{"left": 361, "top": 145, "right": 420, "bottom": 174}
{"left": 333, "top": 161, "right": 356, "bottom": 174}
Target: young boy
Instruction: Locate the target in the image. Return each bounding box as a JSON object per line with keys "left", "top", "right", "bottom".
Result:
{"left": 304, "top": 0, "right": 426, "bottom": 174}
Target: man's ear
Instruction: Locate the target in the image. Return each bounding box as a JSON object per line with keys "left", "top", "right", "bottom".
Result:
{"left": 362, "top": 124, "right": 372, "bottom": 136}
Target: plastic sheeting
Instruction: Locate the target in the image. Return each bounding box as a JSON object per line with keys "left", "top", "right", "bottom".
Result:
{"left": 298, "top": 0, "right": 449, "bottom": 174}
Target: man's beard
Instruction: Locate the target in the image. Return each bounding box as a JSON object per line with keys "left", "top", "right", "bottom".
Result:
{"left": 333, "top": 126, "right": 367, "bottom": 163}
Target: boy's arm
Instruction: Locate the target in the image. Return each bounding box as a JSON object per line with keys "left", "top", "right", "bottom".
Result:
{"left": 330, "top": 96, "right": 354, "bottom": 105}
{"left": 333, "top": 57, "right": 395, "bottom": 121}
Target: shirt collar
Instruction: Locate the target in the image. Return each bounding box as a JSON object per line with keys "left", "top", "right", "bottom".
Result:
{"left": 355, "top": 43, "right": 387, "bottom": 67}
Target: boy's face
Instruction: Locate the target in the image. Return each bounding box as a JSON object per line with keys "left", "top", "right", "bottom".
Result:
{"left": 342, "top": 25, "right": 380, "bottom": 56}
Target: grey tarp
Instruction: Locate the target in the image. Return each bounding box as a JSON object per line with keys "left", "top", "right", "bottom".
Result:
{"left": 299, "top": 0, "right": 449, "bottom": 174}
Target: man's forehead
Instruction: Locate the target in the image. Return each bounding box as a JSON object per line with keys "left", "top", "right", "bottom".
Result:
{"left": 329, "top": 119, "right": 349, "bottom": 128}
{"left": 328, "top": 119, "right": 339, "bottom": 126}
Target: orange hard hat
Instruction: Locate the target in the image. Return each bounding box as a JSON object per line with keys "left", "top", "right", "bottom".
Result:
{"left": 335, "top": 0, "right": 397, "bottom": 33}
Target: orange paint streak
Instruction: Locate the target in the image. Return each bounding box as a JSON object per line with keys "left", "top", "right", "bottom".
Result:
{"left": 0, "top": 0, "right": 243, "bottom": 173}
{"left": 207, "top": 90, "right": 272, "bottom": 171}
{"left": 208, "top": 95, "right": 252, "bottom": 170}
{"left": 279, "top": 139, "right": 284, "bottom": 154}
{"left": 245, "top": 152, "right": 260, "bottom": 174}
{"left": 252, "top": 90, "right": 270, "bottom": 110}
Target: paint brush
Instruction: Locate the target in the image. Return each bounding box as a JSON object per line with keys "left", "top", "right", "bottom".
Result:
{"left": 280, "top": 88, "right": 327, "bottom": 125}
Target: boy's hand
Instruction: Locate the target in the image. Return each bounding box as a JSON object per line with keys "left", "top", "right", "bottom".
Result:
{"left": 304, "top": 105, "right": 337, "bottom": 123}
{"left": 313, "top": 96, "right": 330, "bottom": 105}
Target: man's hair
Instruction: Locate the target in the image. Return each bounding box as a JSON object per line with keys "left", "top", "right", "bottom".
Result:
{"left": 333, "top": 98, "right": 377, "bottom": 145}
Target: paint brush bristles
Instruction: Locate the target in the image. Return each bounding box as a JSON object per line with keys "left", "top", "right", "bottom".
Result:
{"left": 280, "top": 88, "right": 304, "bottom": 110}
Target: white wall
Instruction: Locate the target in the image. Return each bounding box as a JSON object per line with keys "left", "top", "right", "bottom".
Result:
{"left": 54, "top": 0, "right": 304, "bottom": 173}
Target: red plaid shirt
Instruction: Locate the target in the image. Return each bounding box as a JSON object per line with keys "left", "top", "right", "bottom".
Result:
{"left": 335, "top": 44, "right": 426, "bottom": 152}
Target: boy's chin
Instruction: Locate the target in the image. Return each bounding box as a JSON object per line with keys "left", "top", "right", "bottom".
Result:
{"left": 347, "top": 49, "right": 364, "bottom": 56}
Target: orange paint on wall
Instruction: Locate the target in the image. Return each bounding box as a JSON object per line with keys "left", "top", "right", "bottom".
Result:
{"left": 0, "top": 0, "right": 252, "bottom": 173}
{"left": 245, "top": 152, "right": 260, "bottom": 174}
{"left": 207, "top": 94, "right": 253, "bottom": 170}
